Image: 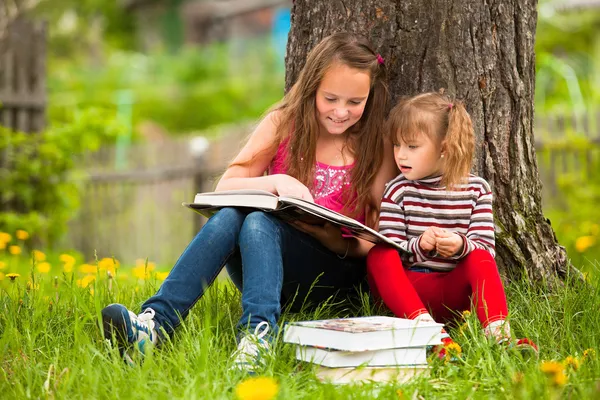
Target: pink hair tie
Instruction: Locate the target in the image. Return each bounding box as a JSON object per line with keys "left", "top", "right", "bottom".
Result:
{"left": 376, "top": 54, "right": 385, "bottom": 65}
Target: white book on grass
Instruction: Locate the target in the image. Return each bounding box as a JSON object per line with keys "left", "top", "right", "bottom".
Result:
{"left": 296, "top": 345, "right": 427, "bottom": 368}
{"left": 183, "top": 189, "right": 411, "bottom": 254}
{"left": 283, "top": 316, "right": 443, "bottom": 352}
{"left": 314, "top": 365, "right": 430, "bottom": 385}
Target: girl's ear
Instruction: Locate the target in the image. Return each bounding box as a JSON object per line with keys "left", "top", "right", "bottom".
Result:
{"left": 439, "top": 140, "right": 447, "bottom": 158}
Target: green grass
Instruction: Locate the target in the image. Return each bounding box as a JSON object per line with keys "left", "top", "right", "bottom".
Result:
{"left": 1, "top": 262, "right": 599, "bottom": 399}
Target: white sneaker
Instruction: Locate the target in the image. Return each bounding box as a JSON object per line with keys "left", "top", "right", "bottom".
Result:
{"left": 102, "top": 303, "right": 158, "bottom": 362}
{"left": 231, "top": 321, "right": 271, "bottom": 373}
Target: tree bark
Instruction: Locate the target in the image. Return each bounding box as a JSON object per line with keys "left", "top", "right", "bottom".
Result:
{"left": 286, "top": 0, "right": 568, "bottom": 282}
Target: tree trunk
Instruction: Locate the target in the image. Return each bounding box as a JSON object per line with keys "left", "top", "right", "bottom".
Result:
{"left": 286, "top": 0, "right": 568, "bottom": 282}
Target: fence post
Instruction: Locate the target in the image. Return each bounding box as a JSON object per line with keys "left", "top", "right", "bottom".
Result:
{"left": 189, "top": 136, "right": 210, "bottom": 234}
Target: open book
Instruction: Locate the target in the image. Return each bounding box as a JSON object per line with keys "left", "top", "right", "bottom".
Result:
{"left": 183, "top": 189, "right": 410, "bottom": 254}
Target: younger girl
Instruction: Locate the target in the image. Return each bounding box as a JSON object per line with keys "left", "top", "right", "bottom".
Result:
{"left": 102, "top": 32, "right": 397, "bottom": 371}
{"left": 367, "top": 92, "right": 538, "bottom": 356}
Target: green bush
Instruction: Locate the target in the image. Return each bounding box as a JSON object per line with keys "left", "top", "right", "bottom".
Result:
{"left": 544, "top": 146, "right": 600, "bottom": 273}
{"left": 47, "top": 41, "right": 284, "bottom": 135}
{"left": 0, "top": 108, "right": 124, "bottom": 248}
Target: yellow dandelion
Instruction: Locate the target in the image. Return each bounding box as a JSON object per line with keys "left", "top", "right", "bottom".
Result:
{"left": 563, "top": 356, "right": 580, "bottom": 370}
{"left": 33, "top": 250, "right": 46, "bottom": 262}
{"left": 26, "top": 280, "right": 40, "bottom": 291}
{"left": 0, "top": 232, "right": 11, "bottom": 243}
{"left": 78, "top": 264, "right": 97, "bottom": 274}
{"left": 155, "top": 271, "right": 169, "bottom": 281}
{"left": 59, "top": 253, "right": 76, "bottom": 265}
{"left": 234, "top": 376, "right": 279, "bottom": 400}
{"left": 552, "top": 370, "right": 568, "bottom": 386}
{"left": 461, "top": 310, "right": 472, "bottom": 319}
{"left": 540, "top": 360, "right": 563, "bottom": 375}
{"left": 446, "top": 342, "right": 462, "bottom": 356}
{"left": 575, "top": 236, "right": 595, "bottom": 253}
{"left": 98, "top": 257, "right": 120, "bottom": 272}
{"left": 132, "top": 263, "right": 155, "bottom": 280}
{"left": 6, "top": 273, "right": 20, "bottom": 281}
{"left": 0, "top": 261, "right": 6, "bottom": 270}
{"left": 0, "top": 241, "right": 6, "bottom": 250}
{"left": 9, "top": 245, "right": 22, "bottom": 255}
{"left": 36, "top": 262, "right": 51, "bottom": 274}
{"left": 63, "top": 262, "right": 73, "bottom": 273}
{"left": 583, "top": 348, "right": 596, "bottom": 360}
{"left": 15, "top": 230, "right": 29, "bottom": 240}
{"left": 77, "top": 275, "right": 96, "bottom": 288}
{"left": 396, "top": 388, "right": 404, "bottom": 398}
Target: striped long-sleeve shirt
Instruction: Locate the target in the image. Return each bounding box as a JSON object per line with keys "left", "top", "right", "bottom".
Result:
{"left": 378, "top": 174, "right": 495, "bottom": 272}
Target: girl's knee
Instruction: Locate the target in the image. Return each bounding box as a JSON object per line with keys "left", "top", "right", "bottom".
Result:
{"left": 367, "top": 244, "right": 402, "bottom": 274}
{"left": 240, "top": 211, "right": 280, "bottom": 237}
{"left": 459, "top": 249, "right": 498, "bottom": 275}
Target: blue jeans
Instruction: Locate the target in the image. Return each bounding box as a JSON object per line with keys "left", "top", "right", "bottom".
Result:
{"left": 142, "top": 208, "right": 366, "bottom": 336}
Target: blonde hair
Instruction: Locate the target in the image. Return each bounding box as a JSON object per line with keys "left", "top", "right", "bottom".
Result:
{"left": 387, "top": 92, "right": 474, "bottom": 189}
{"left": 235, "top": 32, "right": 389, "bottom": 220}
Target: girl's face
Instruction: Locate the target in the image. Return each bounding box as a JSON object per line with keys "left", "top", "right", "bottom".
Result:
{"left": 315, "top": 63, "right": 371, "bottom": 136}
{"left": 393, "top": 132, "right": 444, "bottom": 180}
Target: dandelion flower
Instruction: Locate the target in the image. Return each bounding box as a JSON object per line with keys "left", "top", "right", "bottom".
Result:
{"left": 575, "top": 236, "right": 595, "bottom": 253}
{"left": 234, "top": 376, "right": 279, "bottom": 400}
{"left": 26, "top": 280, "right": 40, "bottom": 291}
{"left": 0, "top": 261, "right": 6, "bottom": 270}
{"left": 540, "top": 360, "right": 563, "bottom": 374}
{"left": 9, "top": 245, "right": 22, "bottom": 255}
{"left": 583, "top": 348, "right": 596, "bottom": 360}
{"left": 59, "top": 254, "right": 75, "bottom": 265}
{"left": 461, "top": 310, "right": 472, "bottom": 319}
{"left": 98, "top": 257, "right": 120, "bottom": 274}
{"left": 0, "top": 232, "right": 11, "bottom": 243}
{"left": 77, "top": 275, "right": 96, "bottom": 288}
{"left": 33, "top": 250, "right": 46, "bottom": 261}
{"left": 36, "top": 262, "right": 51, "bottom": 274}
{"left": 15, "top": 230, "right": 29, "bottom": 240}
{"left": 0, "top": 241, "right": 6, "bottom": 250}
{"left": 6, "top": 273, "right": 20, "bottom": 281}
{"left": 155, "top": 271, "right": 169, "bottom": 281}
{"left": 563, "top": 356, "right": 580, "bottom": 370}
{"left": 446, "top": 342, "right": 462, "bottom": 355}
{"left": 78, "top": 264, "right": 97, "bottom": 274}
{"left": 552, "top": 370, "right": 567, "bottom": 386}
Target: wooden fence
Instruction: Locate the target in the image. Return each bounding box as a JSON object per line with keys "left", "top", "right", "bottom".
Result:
{"left": 63, "top": 126, "right": 249, "bottom": 265}
{"left": 0, "top": 18, "right": 47, "bottom": 133}
{"left": 535, "top": 111, "right": 600, "bottom": 205}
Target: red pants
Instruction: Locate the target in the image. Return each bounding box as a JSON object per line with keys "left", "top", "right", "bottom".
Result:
{"left": 367, "top": 245, "right": 508, "bottom": 327}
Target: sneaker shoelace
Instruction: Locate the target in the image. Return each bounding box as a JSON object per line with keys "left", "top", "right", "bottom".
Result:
{"left": 132, "top": 308, "right": 157, "bottom": 346}
{"left": 233, "top": 321, "right": 271, "bottom": 369}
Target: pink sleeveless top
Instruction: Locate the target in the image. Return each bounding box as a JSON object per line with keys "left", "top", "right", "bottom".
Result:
{"left": 269, "top": 139, "right": 366, "bottom": 224}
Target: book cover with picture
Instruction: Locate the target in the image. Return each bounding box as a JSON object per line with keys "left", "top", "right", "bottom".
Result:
{"left": 283, "top": 316, "right": 443, "bottom": 352}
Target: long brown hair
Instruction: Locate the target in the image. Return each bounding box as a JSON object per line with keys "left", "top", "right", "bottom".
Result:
{"left": 387, "top": 92, "right": 474, "bottom": 189}
{"left": 269, "top": 32, "right": 389, "bottom": 218}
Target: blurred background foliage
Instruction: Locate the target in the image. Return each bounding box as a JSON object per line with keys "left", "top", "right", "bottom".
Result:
{"left": 1, "top": 0, "right": 598, "bottom": 271}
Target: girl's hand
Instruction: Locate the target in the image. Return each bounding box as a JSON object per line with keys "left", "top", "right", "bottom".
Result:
{"left": 434, "top": 228, "right": 464, "bottom": 257}
{"left": 291, "top": 221, "right": 348, "bottom": 255}
{"left": 419, "top": 227, "right": 438, "bottom": 252}
{"left": 271, "top": 174, "right": 315, "bottom": 202}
